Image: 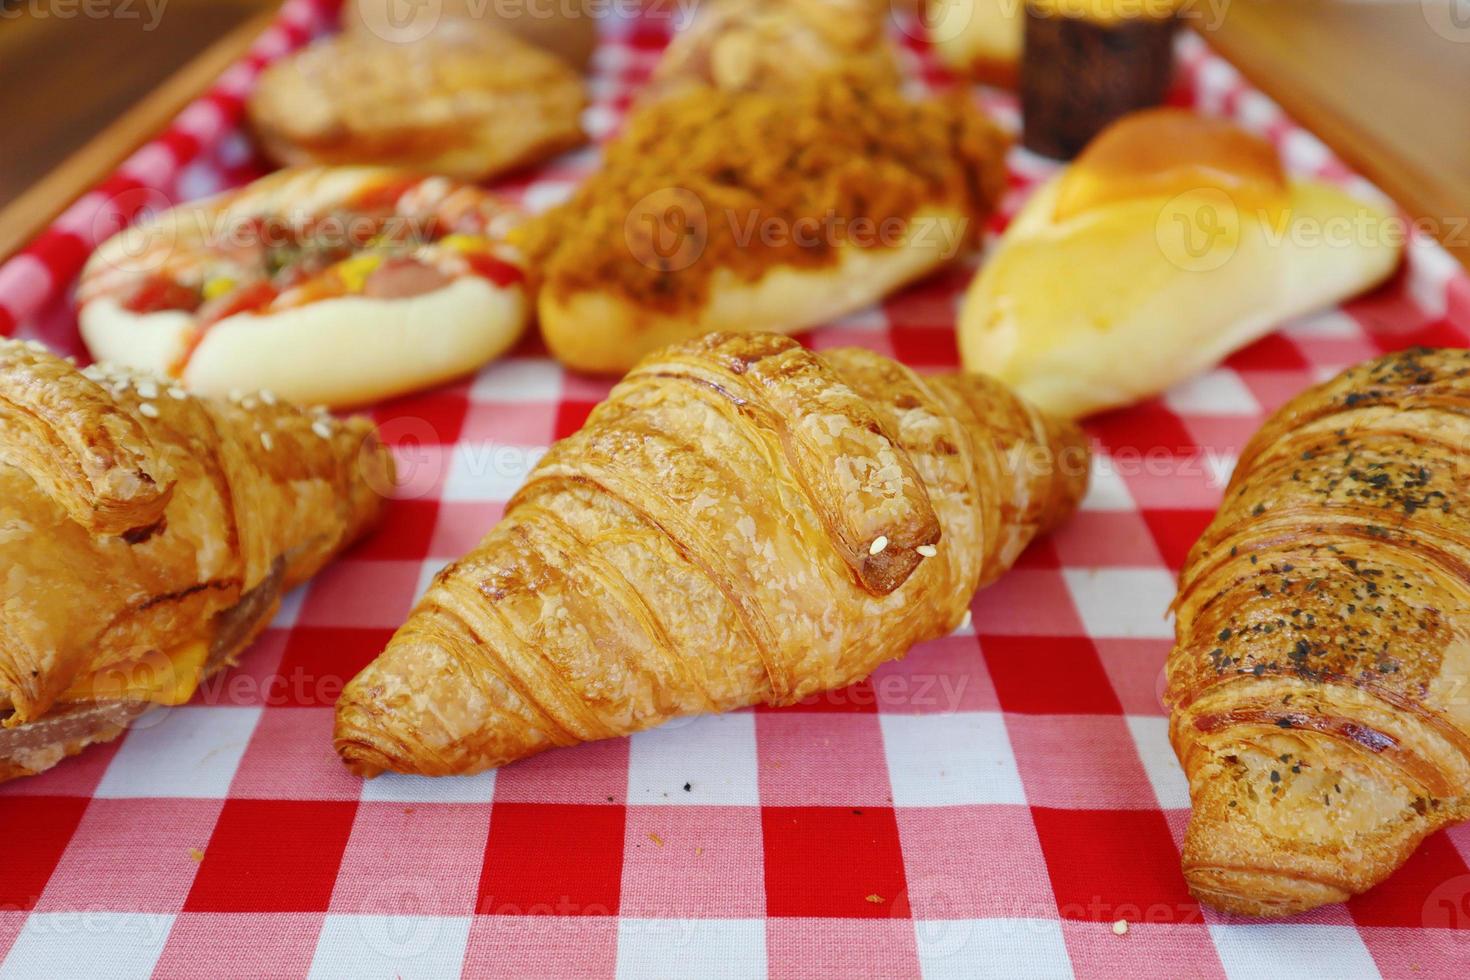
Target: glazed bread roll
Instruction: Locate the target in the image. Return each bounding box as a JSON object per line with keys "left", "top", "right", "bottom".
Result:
{"left": 959, "top": 109, "right": 1404, "bottom": 418}
{"left": 517, "top": 73, "right": 1009, "bottom": 374}
{"left": 248, "top": 21, "right": 586, "bottom": 181}
{"left": 1168, "top": 348, "right": 1470, "bottom": 916}
{"left": 923, "top": 0, "right": 1024, "bottom": 87}
{"left": 336, "top": 333, "right": 1087, "bottom": 776}
{"left": 78, "top": 167, "right": 530, "bottom": 408}
{"left": 0, "top": 340, "right": 392, "bottom": 781}
{"left": 647, "top": 0, "right": 899, "bottom": 100}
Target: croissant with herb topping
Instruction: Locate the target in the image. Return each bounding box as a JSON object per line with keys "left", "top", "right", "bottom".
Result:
{"left": 0, "top": 339, "right": 392, "bottom": 782}
{"left": 1167, "top": 347, "right": 1470, "bottom": 917}
{"left": 336, "top": 333, "right": 1086, "bottom": 776}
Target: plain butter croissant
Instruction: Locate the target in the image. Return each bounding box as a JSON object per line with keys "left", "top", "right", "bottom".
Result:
{"left": 1168, "top": 347, "right": 1470, "bottom": 916}
{"left": 336, "top": 333, "right": 1087, "bottom": 776}
{"left": 0, "top": 339, "right": 392, "bottom": 782}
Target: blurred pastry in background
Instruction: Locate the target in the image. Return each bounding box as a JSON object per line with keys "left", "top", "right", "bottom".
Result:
{"left": 959, "top": 109, "right": 1404, "bottom": 418}
{"left": 647, "top": 0, "right": 899, "bottom": 100}
{"left": 1020, "top": 0, "right": 1181, "bottom": 159}
{"left": 517, "top": 72, "right": 1009, "bottom": 374}
{"left": 79, "top": 166, "right": 530, "bottom": 408}
{"left": 346, "top": 0, "right": 600, "bottom": 71}
{"left": 923, "top": 0, "right": 1023, "bottom": 88}
{"left": 249, "top": 21, "right": 586, "bottom": 182}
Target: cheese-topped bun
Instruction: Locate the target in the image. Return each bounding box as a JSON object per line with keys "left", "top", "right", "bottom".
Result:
{"left": 647, "top": 0, "right": 898, "bottom": 101}
{"left": 78, "top": 167, "right": 530, "bottom": 408}
{"left": 248, "top": 21, "right": 585, "bottom": 182}
{"left": 959, "top": 109, "right": 1404, "bottom": 418}
{"left": 517, "top": 71, "right": 1009, "bottom": 374}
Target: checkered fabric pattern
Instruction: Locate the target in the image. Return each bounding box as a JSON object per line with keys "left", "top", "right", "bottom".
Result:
{"left": 2, "top": 1, "right": 1470, "bottom": 977}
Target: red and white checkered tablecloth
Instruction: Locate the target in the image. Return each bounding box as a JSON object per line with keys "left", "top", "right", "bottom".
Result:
{"left": 3, "top": 1, "right": 1470, "bottom": 977}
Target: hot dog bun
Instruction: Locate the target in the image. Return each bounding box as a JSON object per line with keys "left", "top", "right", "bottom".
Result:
{"left": 78, "top": 167, "right": 530, "bottom": 408}
{"left": 81, "top": 279, "right": 526, "bottom": 409}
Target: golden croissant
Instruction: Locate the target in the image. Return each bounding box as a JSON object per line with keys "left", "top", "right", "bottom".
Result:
{"left": 0, "top": 339, "right": 393, "bottom": 782}
{"left": 336, "top": 333, "right": 1088, "bottom": 776}
{"left": 1168, "top": 346, "right": 1470, "bottom": 917}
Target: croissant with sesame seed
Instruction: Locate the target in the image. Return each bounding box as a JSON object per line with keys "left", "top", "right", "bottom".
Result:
{"left": 0, "top": 340, "right": 393, "bottom": 782}
{"left": 1167, "top": 347, "right": 1470, "bottom": 917}
{"left": 335, "top": 332, "right": 1087, "bottom": 777}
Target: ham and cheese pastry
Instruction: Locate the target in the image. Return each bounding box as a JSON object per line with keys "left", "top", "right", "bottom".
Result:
{"left": 335, "top": 333, "right": 1087, "bottom": 776}
{"left": 517, "top": 73, "right": 1009, "bottom": 374}
{"left": 0, "top": 340, "right": 392, "bottom": 782}
{"left": 78, "top": 166, "right": 529, "bottom": 408}
{"left": 249, "top": 21, "right": 586, "bottom": 181}
{"left": 647, "top": 0, "right": 898, "bottom": 100}
{"left": 959, "top": 109, "right": 1404, "bottom": 418}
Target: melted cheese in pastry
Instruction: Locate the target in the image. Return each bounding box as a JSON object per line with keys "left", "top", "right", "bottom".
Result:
{"left": 57, "top": 640, "right": 211, "bottom": 707}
